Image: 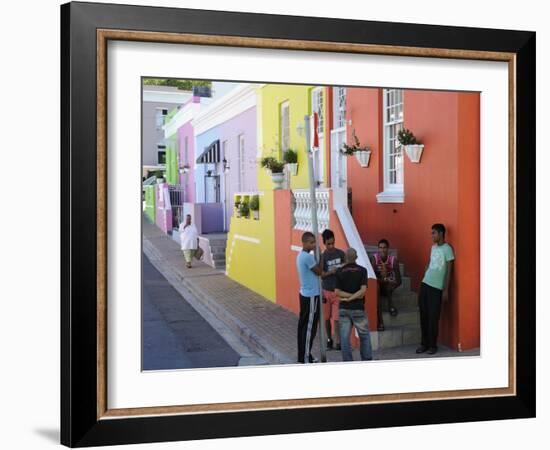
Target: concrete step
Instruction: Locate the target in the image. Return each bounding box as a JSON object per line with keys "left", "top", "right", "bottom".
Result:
{"left": 210, "top": 244, "right": 229, "bottom": 253}
{"left": 394, "top": 275, "right": 411, "bottom": 292}
{"left": 381, "top": 308, "right": 420, "bottom": 328}
{"left": 380, "top": 292, "right": 417, "bottom": 310}
{"left": 206, "top": 239, "right": 228, "bottom": 246}
{"left": 370, "top": 324, "right": 421, "bottom": 351}
{"left": 212, "top": 254, "right": 226, "bottom": 262}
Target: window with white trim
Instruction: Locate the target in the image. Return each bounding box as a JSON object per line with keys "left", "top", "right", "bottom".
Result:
{"left": 378, "top": 89, "right": 404, "bottom": 202}
{"left": 238, "top": 135, "right": 246, "bottom": 192}
{"left": 155, "top": 108, "right": 168, "bottom": 130}
{"left": 280, "top": 101, "right": 290, "bottom": 153}
{"left": 184, "top": 136, "right": 189, "bottom": 165}
{"left": 312, "top": 88, "right": 325, "bottom": 135}
{"left": 311, "top": 87, "right": 325, "bottom": 184}
{"left": 334, "top": 87, "right": 347, "bottom": 129}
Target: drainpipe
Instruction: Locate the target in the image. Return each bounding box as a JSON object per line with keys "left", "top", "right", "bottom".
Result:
{"left": 305, "top": 114, "right": 327, "bottom": 364}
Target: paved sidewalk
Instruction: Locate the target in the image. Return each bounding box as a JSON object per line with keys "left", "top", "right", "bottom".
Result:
{"left": 143, "top": 217, "right": 479, "bottom": 365}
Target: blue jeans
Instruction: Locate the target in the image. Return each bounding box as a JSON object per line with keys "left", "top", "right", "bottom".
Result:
{"left": 339, "top": 308, "right": 373, "bottom": 361}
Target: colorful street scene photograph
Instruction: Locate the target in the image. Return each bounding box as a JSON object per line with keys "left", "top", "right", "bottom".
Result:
{"left": 141, "top": 79, "right": 481, "bottom": 370}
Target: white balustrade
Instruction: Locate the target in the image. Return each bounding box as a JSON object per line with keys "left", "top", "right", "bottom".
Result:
{"left": 292, "top": 189, "right": 330, "bottom": 232}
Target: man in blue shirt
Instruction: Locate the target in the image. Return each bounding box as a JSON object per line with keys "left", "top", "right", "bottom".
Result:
{"left": 296, "top": 231, "right": 325, "bottom": 363}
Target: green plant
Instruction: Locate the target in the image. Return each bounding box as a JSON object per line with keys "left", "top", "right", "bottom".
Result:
{"left": 142, "top": 78, "right": 211, "bottom": 91}
{"left": 260, "top": 156, "right": 277, "bottom": 169}
{"left": 269, "top": 160, "right": 285, "bottom": 173}
{"left": 234, "top": 196, "right": 241, "bottom": 209}
{"left": 283, "top": 149, "right": 298, "bottom": 164}
{"left": 341, "top": 129, "right": 370, "bottom": 155}
{"left": 260, "top": 155, "right": 285, "bottom": 173}
{"left": 397, "top": 128, "right": 420, "bottom": 146}
{"left": 249, "top": 195, "right": 260, "bottom": 211}
{"left": 239, "top": 202, "right": 250, "bottom": 217}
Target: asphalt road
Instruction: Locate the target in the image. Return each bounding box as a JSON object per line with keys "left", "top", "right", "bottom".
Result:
{"left": 142, "top": 254, "right": 241, "bottom": 370}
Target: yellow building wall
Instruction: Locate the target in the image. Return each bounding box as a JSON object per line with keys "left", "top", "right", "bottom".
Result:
{"left": 257, "top": 84, "right": 328, "bottom": 190}
{"left": 225, "top": 84, "right": 329, "bottom": 303}
{"left": 226, "top": 191, "right": 276, "bottom": 302}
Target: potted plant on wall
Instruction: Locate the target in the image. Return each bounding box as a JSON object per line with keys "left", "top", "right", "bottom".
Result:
{"left": 283, "top": 149, "right": 299, "bottom": 176}
{"left": 268, "top": 160, "right": 286, "bottom": 190}
{"left": 260, "top": 156, "right": 276, "bottom": 174}
{"left": 397, "top": 128, "right": 424, "bottom": 163}
{"left": 249, "top": 195, "right": 260, "bottom": 220}
{"left": 239, "top": 201, "right": 250, "bottom": 219}
{"left": 234, "top": 196, "right": 242, "bottom": 218}
{"left": 340, "top": 129, "right": 371, "bottom": 168}
{"left": 259, "top": 155, "right": 286, "bottom": 190}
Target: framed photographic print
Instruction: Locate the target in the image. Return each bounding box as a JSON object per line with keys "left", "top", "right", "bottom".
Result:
{"left": 61, "top": 1, "right": 535, "bottom": 447}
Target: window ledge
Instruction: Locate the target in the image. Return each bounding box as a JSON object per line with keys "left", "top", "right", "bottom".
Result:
{"left": 376, "top": 190, "right": 404, "bottom": 203}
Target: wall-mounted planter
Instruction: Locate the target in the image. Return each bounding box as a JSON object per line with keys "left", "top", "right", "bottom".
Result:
{"left": 404, "top": 144, "right": 424, "bottom": 163}
{"left": 354, "top": 150, "right": 371, "bottom": 168}
{"left": 286, "top": 163, "right": 298, "bottom": 176}
{"left": 271, "top": 172, "right": 285, "bottom": 190}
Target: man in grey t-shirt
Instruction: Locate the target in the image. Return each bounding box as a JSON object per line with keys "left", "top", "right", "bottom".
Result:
{"left": 321, "top": 229, "right": 345, "bottom": 350}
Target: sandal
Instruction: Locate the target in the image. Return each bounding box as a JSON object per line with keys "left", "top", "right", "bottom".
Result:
{"left": 389, "top": 306, "right": 398, "bottom": 317}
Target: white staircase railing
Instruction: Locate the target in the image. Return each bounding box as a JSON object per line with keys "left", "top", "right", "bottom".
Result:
{"left": 291, "top": 189, "right": 330, "bottom": 232}
{"left": 333, "top": 198, "right": 376, "bottom": 279}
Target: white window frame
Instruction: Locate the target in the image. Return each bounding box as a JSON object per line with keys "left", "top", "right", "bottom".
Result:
{"left": 184, "top": 136, "right": 189, "bottom": 165}
{"left": 280, "top": 101, "right": 290, "bottom": 153}
{"left": 377, "top": 88, "right": 405, "bottom": 203}
{"left": 311, "top": 87, "right": 325, "bottom": 185}
{"left": 155, "top": 107, "right": 168, "bottom": 130}
{"left": 331, "top": 87, "right": 347, "bottom": 189}
{"left": 334, "top": 87, "right": 347, "bottom": 129}
{"left": 238, "top": 135, "right": 246, "bottom": 192}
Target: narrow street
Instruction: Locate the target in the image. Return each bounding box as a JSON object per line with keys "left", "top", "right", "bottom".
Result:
{"left": 142, "top": 253, "right": 241, "bottom": 370}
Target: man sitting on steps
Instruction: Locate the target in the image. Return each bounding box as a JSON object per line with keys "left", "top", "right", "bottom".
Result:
{"left": 371, "top": 239, "right": 402, "bottom": 331}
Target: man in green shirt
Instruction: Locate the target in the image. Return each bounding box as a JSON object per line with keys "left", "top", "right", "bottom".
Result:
{"left": 416, "top": 223, "right": 455, "bottom": 355}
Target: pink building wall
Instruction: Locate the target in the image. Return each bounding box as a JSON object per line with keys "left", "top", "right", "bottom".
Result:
{"left": 178, "top": 122, "right": 196, "bottom": 203}
{"left": 155, "top": 183, "right": 173, "bottom": 233}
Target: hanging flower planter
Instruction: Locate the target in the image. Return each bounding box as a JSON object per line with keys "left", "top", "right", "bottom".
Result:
{"left": 286, "top": 163, "right": 298, "bottom": 176}
{"left": 283, "top": 149, "right": 299, "bottom": 176}
{"left": 354, "top": 150, "right": 371, "bottom": 168}
{"left": 404, "top": 144, "right": 424, "bottom": 163}
{"left": 260, "top": 156, "right": 286, "bottom": 190}
{"left": 271, "top": 172, "right": 285, "bottom": 190}
{"left": 341, "top": 129, "right": 371, "bottom": 168}
{"left": 397, "top": 128, "right": 424, "bottom": 164}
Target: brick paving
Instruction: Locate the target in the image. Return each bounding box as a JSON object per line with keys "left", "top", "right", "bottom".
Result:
{"left": 143, "top": 216, "right": 480, "bottom": 365}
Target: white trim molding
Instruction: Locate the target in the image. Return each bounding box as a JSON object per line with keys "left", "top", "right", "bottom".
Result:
{"left": 192, "top": 83, "right": 259, "bottom": 136}
{"left": 143, "top": 89, "right": 193, "bottom": 104}
{"left": 163, "top": 101, "right": 201, "bottom": 138}
{"left": 234, "top": 234, "right": 261, "bottom": 244}
{"left": 376, "top": 190, "right": 405, "bottom": 203}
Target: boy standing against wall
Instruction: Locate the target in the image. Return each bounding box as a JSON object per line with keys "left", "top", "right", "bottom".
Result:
{"left": 416, "top": 223, "right": 455, "bottom": 355}
{"left": 321, "top": 229, "right": 345, "bottom": 350}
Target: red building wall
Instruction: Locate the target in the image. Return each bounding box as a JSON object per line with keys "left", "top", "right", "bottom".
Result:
{"left": 345, "top": 88, "right": 480, "bottom": 350}
{"left": 274, "top": 190, "right": 378, "bottom": 334}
